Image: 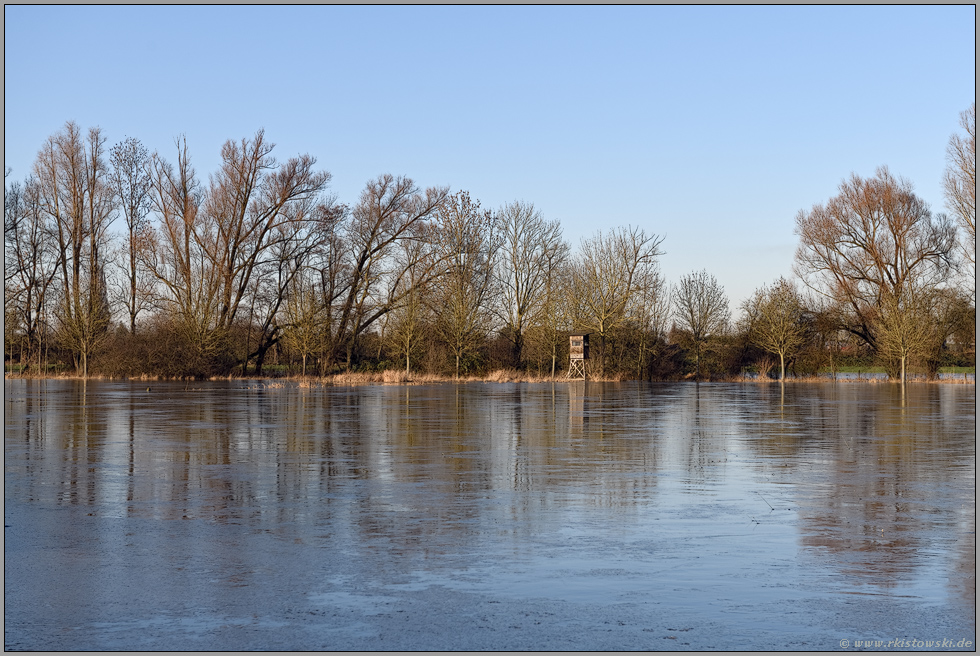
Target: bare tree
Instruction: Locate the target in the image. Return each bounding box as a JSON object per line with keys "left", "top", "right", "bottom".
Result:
{"left": 281, "top": 269, "right": 328, "bottom": 376}
{"left": 804, "top": 295, "right": 850, "bottom": 380}
{"left": 331, "top": 174, "right": 448, "bottom": 369}
{"left": 433, "top": 191, "right": 501, "bottom": 377}
{"left": 145, "top": 137, "right": 216, "bottom": 352}
{"left": 534, "top": 258, "right": 574, "bottom": 376}
{"left": 874, "top": 287, "right": 933, "bottom": 384}
{"left": 5, "top": 176, "right": 61, "bottom": 372}
{"left": 494, "top": 201, "right": 566, "bottom": 368}
{"left": 203, "top": 130, "right": 331, "bottom": 338}
{"left": 673, "top": 269, "right": 729, "bottom": 380}
{"left": 4, "top": 169, "right": 23, "bottom": 292}
{"left": 146, "top": 131, "right": 331, "bottom": 372}
{"left": 918, "top": 286, "right": 974, "bottom": 378}
{"left": 5, "top": 176, "right": 29, "bottom": 315}
{"left": 33, "top": 122, "right": 115, "bottom": 376}
{"left": 571, "top": 226, "right": 664, "bottom": 375}
{"left": 278, "top": 203, "right": 351, "bottom": 376}
{"left": 794, "top": 166, "right": 957, "bottom": 353}
{"left": 742, "top": 277, "right": 807, "bottom": 380}
{"left": 631, "top": 263, "right": 671, "bottom": 379}
{"left": 386, "top": 236, "right": 435, "bottom": 375}
{"left": 109, "top": 137, "right": 154, "bottom": 334}
{"left": 309, "top": 205, "right": 353, "bottom": 372}
{"left": 243, "top": 198, "right": 342, "bottom": 375}
{"left": 944, "top": 103, "right": 976, "bottom": 295}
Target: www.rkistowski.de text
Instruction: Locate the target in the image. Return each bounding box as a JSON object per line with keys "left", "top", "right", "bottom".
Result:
{"left": 840, "top": 638, "right": 973, "bottom": 649}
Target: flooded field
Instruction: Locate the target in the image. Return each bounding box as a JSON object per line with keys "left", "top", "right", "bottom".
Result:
{"left": 4, "top": 379, "right": 975, "bottom": 651}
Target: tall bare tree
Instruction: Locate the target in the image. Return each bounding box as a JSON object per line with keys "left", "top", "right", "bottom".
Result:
{"left": 673, "top": 269, "right": 729, "bottom": 380}
{"left": 4, "top": 169, "right": 22, "bottom": 292}
{"left": 944, "top": 103, "right": 975, "bottom": 295}
{"left": 278, "top": 203, "right": 350, "bottom": 376}
{"left": 571, "top": 226, "right": 664, "bottom": 375}
{"left": 146, "top": 131, "right": 331, "bottom": 371}
{"left": 203, "top": 130, "right": 331, "bottom": 337}
{"left": 495, "top": 201, "right": 566, "bottom": 368}
{"left": 33, "top": 122, "right": 115, "bottom": 376}
{"left": 794, "top": 166, "right": 956, "bottom": 353}
{"left": 433, "top": 191, "right": 501, "bottom": 377}
{"left": 5, "top": 176, "right": 61, "bottom": 372}
{"left": 743, "top": 277, "right": 807, "bottom": 380}
{"left": 109, "top": 136, "right": 153, "bottom": 334}
{"left": 308, "top": 204, "right": 352, "bottom": 371}
{"left": 145, "top": 137, "right": 215, "bottom": 352}
{"left": 328, "top": 175, "right": 448, "bottom": 369}
{"left": 243, "top": 198, "right": 342, "bottom": 375}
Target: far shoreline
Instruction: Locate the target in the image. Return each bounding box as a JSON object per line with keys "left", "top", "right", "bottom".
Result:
{"left": 4, "top": 369, "right": 975, "bottom": 386}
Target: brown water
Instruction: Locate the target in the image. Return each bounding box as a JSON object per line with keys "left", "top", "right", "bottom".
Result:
{"left": 4, "top": 379, "right": 975, "bottom": 650}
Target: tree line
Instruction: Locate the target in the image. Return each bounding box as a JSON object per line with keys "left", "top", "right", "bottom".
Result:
{"left": 4, "top": 106, "right": 975, "bottom": 381}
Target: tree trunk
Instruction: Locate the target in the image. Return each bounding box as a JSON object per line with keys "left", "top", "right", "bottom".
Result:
{"left": 252, "top": 330, "right": 280, "bottom": 377}
{"left": 129, "top": 243, "right": 138, "bottom": 335}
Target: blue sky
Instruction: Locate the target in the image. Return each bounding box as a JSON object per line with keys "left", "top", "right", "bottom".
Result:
{"left": 4, "top": 5, "right": 975, "bottom": 309}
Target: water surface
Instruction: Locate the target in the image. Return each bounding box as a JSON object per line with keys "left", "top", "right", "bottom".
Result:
{"left": 4, "top": 380, "right": 975, "bottom": 650}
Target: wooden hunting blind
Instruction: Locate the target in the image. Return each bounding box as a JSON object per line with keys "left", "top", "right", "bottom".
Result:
{"left": 569, "top": 333, "right": 590, "bottom": 360}
{"left": 567, "top": 332, "right": 590, "bottom": 379}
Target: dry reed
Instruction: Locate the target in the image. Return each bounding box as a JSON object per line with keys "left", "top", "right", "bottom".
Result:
{"left": 6, "top": 369, "right": 973, "bottom": 385}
